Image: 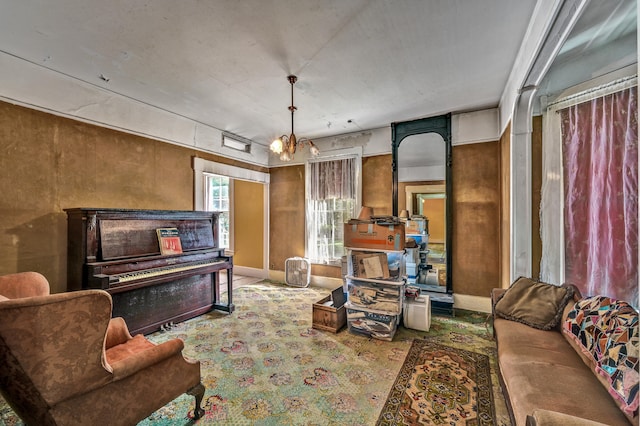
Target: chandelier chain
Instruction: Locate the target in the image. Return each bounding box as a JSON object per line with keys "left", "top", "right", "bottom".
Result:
{"left": 269, "top": 75, "right": 319, "bottom": 161}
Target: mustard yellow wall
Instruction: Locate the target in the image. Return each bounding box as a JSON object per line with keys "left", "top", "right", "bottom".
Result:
{"left": 269, "top": 165, "right": 307, "bottom": 272}
{"left": 0, "top": 101, "right": 267, "bottom": 293}
{"left": 233, "top": 179, "right": 264, "bottom": 269}
{"left": 531, "top": 116, "right": 543, "bottom": 280}
{"left": 452, "top": 141, "right": 501, "bottom": 298}
{"left": 498, "top": 118, "right": 542, "bottom": 289}
{"left": 268, "top": 155, "right": 394, "bottom": 279}
{"left": 422, "top": 198, "right": 445, "bottom": 243}
{"left": 2, "top": 99, "right": 515, "bottom": 299}
{"left": 500, "top": 123, "right": 511, "bottom": 289}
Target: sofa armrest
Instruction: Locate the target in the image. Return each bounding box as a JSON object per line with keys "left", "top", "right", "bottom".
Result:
{"left": 491, "top": 288, "right": 506, "bottom": 315}
{"left": 526, "top": 409, "right": 611, "bottom": 426}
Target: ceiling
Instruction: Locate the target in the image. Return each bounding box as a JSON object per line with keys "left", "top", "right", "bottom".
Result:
{"left": 0, "top": 0, "right": 538, "bottom": 147}
{"left": 0, "top": 1, "right": 635, "bottom": 149}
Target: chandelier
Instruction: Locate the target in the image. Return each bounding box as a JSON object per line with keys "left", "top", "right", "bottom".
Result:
{"left": 269, "top": 75, "right": 320, "bottom": 161}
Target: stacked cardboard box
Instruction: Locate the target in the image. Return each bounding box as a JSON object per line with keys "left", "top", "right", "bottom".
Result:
{"left": 344, "top": 218, "right": 405, "bottom": 251}
{"left": 404, "top": 216, "right": 428, "bottom": 235}
{"left": 347, "top": 278, "right": 403, "bottom": 314}
{"left": 345, "top": 305, "right": 400, "bottom": 341}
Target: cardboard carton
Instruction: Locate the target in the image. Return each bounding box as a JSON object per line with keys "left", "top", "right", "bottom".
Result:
{"left": 351, "top": 251, "right": 390, "bottom": 279}
{"left": 344, "top": 220, "right": 405, "bottom": 251}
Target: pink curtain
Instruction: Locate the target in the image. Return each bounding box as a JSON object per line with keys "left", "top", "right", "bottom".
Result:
{"left": 561, "top": 87, "right": 638, "bottom": 306}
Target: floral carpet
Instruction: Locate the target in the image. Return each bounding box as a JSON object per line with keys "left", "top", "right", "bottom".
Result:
{"left": 0, "top": 282, "right": 510, "bottom": 425}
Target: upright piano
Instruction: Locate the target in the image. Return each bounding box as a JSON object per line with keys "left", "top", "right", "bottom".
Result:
{"left": 65, "top": 208, "right": 234, "bottom": 335}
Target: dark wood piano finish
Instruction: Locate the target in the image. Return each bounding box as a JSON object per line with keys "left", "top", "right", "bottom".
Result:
{"left": 65, "top": 208, "right": 234, "bottom": 335}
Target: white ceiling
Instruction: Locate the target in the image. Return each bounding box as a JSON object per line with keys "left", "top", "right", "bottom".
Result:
{"left": 0, "top": 0, "right": 538, "bottom": 147}
{"left": 0, "top": 0, "right": 635, "bottom": 150}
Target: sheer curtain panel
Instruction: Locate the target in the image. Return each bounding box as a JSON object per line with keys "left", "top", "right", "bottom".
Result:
{"left": 306, "top": 156, "right": 359, "bottom": 264}
{"left": 560, "top": 86, "right": 638, "bottom": 305}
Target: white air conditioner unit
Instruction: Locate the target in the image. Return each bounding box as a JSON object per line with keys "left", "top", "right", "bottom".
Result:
{"left": 285, "top": 257, "right": 311, "bottom": 288}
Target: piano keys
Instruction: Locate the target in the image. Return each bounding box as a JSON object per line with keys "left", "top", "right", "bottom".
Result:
{"left": 65, "top": 208, "right": 234, "bottom": 335}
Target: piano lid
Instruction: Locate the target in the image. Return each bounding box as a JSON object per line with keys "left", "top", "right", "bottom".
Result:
{"left": 65, "top": 208, "right": 220, "bottom": 262}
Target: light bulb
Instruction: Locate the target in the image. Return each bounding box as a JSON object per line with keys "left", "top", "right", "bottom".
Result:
{"left": 280, "top": 150, "right": 291, "bottom": 161}
{"left": 270, "top": 138, "right": 283, "bottom": 154}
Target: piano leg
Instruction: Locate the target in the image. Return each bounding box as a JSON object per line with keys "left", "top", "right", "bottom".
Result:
{"left": 225, "top": 268, "right": 234, "bottom": 313}
{"left": 212, "top": 268, "right": 235, "bottom": 313}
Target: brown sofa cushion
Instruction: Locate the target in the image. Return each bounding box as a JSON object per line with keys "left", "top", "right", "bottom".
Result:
{"left": 526, "top": 408, "right": 613, "bottom": 426}
{"left": 493, "top": 317, "right": 633, "bottom": 425}
{"left": 494, "top": 277, "right": 574, "bottom": 331}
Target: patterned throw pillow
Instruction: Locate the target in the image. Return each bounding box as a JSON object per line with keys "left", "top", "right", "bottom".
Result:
{"left": 564, "top": 296, "right": 639, "bottom": 417}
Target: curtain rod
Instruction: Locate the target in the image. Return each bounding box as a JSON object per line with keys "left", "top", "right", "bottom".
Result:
{"left": 548, "top": 75, "right": 637, "bottom": 111}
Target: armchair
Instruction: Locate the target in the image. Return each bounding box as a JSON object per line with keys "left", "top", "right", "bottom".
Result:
{"left": 0, "top": 272, "right": 205, "bottom": 425}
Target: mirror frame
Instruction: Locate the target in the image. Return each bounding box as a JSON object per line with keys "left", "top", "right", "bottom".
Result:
{"left": 392, "top": 113, "right": 452, "bottom": 294}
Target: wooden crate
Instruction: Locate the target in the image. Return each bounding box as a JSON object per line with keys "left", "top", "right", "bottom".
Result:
{"left": 312, "top": 294, "right": 346, "bottom": 333}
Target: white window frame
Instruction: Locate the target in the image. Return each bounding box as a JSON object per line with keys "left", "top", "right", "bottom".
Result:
{"left": 305, "top": 147, "right": 362, "bottom": 266}
{"left": 193, "top": 158, "right": 270, "bottom": 263}
{"left": 204, "top": 173, "right": 232, "bottom": 249}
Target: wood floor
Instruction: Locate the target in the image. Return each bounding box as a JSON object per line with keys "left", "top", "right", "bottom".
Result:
{"left": 219, "top": 273, "right": 263, "bottom": 291}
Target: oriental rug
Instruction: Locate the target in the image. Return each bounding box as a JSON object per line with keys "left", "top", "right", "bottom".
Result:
{"left": 376, "top": 340, "right": 495, "bottom": 425}
{"left": 0, "top": 282, "right": 509, "bottom": 426}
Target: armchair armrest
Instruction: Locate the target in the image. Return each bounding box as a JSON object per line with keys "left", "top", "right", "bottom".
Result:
{"left": 105, "top": 317, "right": 133, "bottom": 349}
{"left": 107, "top": 336, "right": 185, "bottom": 381}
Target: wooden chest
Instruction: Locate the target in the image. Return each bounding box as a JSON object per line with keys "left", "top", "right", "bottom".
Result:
{"left": 312, "top": 291, "right": 346, "bottom": 333}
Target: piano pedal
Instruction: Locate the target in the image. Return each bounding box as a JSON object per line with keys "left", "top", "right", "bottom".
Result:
{"left": 160, "top": 322, "right": 176, "bottom": 332}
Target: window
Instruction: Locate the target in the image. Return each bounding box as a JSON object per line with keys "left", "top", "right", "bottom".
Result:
{"left": 306, "top": 154, "right": 361, "bottom": 265}
{"left": 540, "top": 76, "right": 638, "bottom": 306}
{"left": 205, "top": 174, "right": 230, "bottom": 249}
{"left": 194, "top": 158, "right": 270, "bottom": 262}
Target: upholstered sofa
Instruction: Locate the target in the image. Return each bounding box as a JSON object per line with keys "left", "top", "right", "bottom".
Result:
{"left": 492, "top": 277, "right": 638, "bottom": 426}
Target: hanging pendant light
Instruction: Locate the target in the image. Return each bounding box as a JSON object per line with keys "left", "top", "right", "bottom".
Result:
{"left": 270, "top": 75, "right": 320, "bottom": 161}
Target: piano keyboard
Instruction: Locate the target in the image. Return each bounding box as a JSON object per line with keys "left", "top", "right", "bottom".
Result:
{"left": 115, "top": 259, "right": 225, "bottom": 283}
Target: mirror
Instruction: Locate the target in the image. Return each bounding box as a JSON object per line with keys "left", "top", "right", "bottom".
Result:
{"left": 392, "top": 114, "right": 452, "bottom": 301}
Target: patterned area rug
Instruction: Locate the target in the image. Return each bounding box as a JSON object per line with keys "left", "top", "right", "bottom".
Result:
{"left": 377, "top": 340, "right": 495, "bottom": 425}
{"left": 0, "top": 282, "right": 509, "bottom": 425}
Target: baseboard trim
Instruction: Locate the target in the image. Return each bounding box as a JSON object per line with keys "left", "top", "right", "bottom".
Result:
{"left": 268, "top": 270, "right": 491, "bottom": 313}
{"left": 453, "top": 294, "right": 492, "bottom": 313}
{"left": 268, "top": 271, "right": 343, "bottom": 290}
{"left": 234, "top": 266, "right": 268, "bottom": 279}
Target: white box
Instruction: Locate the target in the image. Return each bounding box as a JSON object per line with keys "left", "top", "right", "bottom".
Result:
{"left": 403, "top": 295, "right": 431, "bottom": 331}
{"left": 404, "top": 247, "right": 420, "bottom": 264}
{"left": 406, "top": 262, "right": 417, "bottom": 277}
